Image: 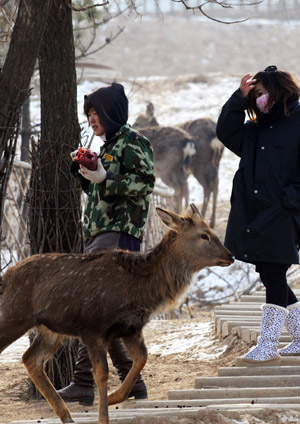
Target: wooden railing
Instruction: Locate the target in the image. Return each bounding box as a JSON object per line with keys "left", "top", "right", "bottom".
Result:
{"left": 0, "top": 162, "right": 174, "bottom": 270}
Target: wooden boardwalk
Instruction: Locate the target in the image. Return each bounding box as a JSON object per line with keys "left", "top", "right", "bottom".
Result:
{"left": 11, "top": 290, "right": 300, "bottom": 423}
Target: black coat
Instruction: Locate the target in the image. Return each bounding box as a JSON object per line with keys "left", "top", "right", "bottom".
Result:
{"left": 216, "top": 89, "right": 300, "bottom": 264}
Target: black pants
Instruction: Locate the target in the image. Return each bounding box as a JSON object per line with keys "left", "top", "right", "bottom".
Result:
{"left": 254, "top": 262, "right": 298, "bottom": 307}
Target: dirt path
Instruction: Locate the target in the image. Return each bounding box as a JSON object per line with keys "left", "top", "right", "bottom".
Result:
{"left": 0, "top": 311, "right": 249, "bottom": 423}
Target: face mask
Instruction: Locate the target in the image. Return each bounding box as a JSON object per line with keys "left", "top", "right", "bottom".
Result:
{"left": 256, "top": 93, "right": 269, "bottom": 113}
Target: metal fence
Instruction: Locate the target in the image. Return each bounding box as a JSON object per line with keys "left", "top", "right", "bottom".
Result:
{"left": 1, "top": 162, "right": 174, "bottom": 271}
{"left": 1, "top": 161, "right": 31, "bottom": 269}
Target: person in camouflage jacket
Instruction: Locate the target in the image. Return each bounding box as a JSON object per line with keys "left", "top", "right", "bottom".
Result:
{"left": 58, "top": 82, "right": 155, "bottom": 406}
{"left": 82, "top": 123, "right": 155, "bottom": 241}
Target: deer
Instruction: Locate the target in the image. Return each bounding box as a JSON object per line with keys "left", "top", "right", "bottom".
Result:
{"left": 132, "top": 102, "right": 159, "bottom": 128}
{"left": 180, "top": 118, "right": 224, "bottom": 228}
{"left": 0, "top": 204, "right": 233, "bottom": 424}
{"left": 138, "top": 125, "right": 196, "bottom": 213}
{"left": 134, "top": 104, "right": 223, "bottom": 227}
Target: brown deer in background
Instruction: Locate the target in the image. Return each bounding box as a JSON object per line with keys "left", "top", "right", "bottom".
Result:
{"left": 0, "top": 204, "right": 233, "bottom": 424}
{"left": 133, "top": 102, "right": 159, "bottom": 128}
{"left": 134, "top": 104, "right": 224, "bottom": 227}
{"left": 139, "top": 125, "right": 196, "bottom": 213}
{"left": 180, "top": 118, "right": 224, "bottom": 228}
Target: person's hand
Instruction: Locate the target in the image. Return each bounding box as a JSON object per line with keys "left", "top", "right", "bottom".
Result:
{"left": 70, "top": 150, "right": 78, "bottom": 160}
{"left": 78, "top": 158, "right": 107, "bottom": 183}
{"left": 240, "top": 74, "right": 256, "bottom": 97}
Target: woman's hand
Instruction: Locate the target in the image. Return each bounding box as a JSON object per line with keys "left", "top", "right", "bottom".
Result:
{"left": 240, "top": 74, "right": 256, "bottom": 97}
{"left": 78, "top": 158, "right": 107, "bottom": 183}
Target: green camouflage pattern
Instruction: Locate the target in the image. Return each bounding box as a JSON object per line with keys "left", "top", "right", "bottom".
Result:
{"left": 83, "top": 124, "right": 155, "bottom": 241}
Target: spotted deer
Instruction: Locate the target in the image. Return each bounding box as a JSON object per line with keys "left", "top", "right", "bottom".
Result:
{"left": 0, "top": 204, "right": 233, "bottom": 424}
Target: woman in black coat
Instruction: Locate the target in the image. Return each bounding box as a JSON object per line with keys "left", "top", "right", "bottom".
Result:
{"left": 217, "top": 66, "right": 300, "bottom": 364}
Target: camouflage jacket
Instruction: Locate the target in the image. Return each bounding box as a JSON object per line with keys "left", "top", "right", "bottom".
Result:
{"left": 78, "top": 124, "right": 155, "bottom": 241}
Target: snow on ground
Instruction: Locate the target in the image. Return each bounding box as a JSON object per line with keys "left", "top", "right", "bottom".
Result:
{"left": 0, "top": 338, "right": 29, "bottom": 364}
{"left": 145, "top": 319, "right": 227, "bottom": 360}
{"left": 0, "top": 319, "right": 226, "bottom": 365}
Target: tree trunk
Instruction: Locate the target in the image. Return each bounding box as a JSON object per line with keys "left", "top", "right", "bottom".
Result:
{"left": 29, "top": 0, "right": 82, "bottom": 255}
{"left": 27, "top": 0, "right": 83, "bottom": 396}
{"left": 0, "top": 0, "right": 51, "bottom": 270}
{"left": 20, "top": 95, "right": 31, "bottom": 162}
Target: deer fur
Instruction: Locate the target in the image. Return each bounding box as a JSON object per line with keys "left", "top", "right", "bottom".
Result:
{"left": 138, "top": 125, "right": 196, "bottom": 213}
{"left": 180, "top": 118, "right": 224, "bottom": 228}
{"left": 0, "top": 204, "right": 233, "bottom": 424}
{"left": 133, "top": 102, "right": 159, "bottom": 128}
{"left": 134, "top": 104, "right": 223, "bottom": 227}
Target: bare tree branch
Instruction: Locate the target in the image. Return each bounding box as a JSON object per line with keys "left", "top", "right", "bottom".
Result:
{"left": 63, "top": 0, "right": 109, "bottom": 12}
{"left": 73, "top": 2, "right": 131, "bottom": 63}
{"left": 71, "top": 2, "right": 109, "bottom": 12}
{"left": 0, "top": 1, "right": 18, "bottom": 44}
{"left": 172, "top": 0, "right": 264, "bottom": 24}
{"left": 81, "top": 26, "right": 125, "bottom": 58}
{"left": 0, "top": 0, "right": 10, "bottom": 7}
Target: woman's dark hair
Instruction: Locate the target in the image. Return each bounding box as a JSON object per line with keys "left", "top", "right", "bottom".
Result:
{"left": 247, "top": 66, "right": 300, "bottom": 119}
{"left": 83, "top": 95, "right": 94, "bottom": 118}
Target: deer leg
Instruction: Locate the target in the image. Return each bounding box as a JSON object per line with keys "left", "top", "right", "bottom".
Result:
{"left": 108, "top": 331, "right": 147, "bottom": 405}
{"left": 201, "top": 189, "right": 210, "bottom": 219}
{"left": 85, "top": 341, "right": 109, "bottom": 424}
{"left": 172, "top": 193, "right": 181, "bottom": 214}
{"left": 183, "top": 180, "right": 189, "bottom": 210}
{"left": 22, "top": 326, "right": 73, "bottom": 424}
{"left": 209, "top": 179, "right": 218, "bottom": 229}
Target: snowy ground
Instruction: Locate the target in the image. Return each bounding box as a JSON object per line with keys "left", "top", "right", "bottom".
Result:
{"left": 0, "top": 318, "right": 225, "bottom": 365}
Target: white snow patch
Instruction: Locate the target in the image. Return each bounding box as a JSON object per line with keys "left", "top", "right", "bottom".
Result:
{"left": 145, "top": 319, "right": 226, "bottom": 360}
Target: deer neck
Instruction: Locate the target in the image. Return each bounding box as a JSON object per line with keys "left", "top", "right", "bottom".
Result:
{"left": 142, "top": 233, "right": 193, "bottom": 312}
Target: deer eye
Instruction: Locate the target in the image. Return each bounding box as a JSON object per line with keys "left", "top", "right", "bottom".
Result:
{"left": 201, "top": 233, "right": 209, "bottom": 241}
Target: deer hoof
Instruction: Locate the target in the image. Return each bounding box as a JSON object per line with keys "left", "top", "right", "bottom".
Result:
{"left": 63, "top": 419, "right": 74, "bottom": 423}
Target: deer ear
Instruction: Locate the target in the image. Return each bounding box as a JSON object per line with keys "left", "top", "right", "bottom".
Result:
{"left": 184, "top": 203, "right": 203, "bottom": 220}
{"left": 156, "top": 207, "right": 184, "bottom": 231}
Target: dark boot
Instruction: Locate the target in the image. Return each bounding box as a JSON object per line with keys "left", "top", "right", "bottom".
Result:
{"left": 57, "top": 344, "right": 94, "bottom": 406}
{"left": 108, "top": 338, "right": 148, "bottom": 400}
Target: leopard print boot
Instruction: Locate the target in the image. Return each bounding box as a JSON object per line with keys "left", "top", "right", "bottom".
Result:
{"left": 240, "top": 303, "right": 287, "bottom": 365}
{"left": 279, "top": 302, "right": 300, "bottom": 356}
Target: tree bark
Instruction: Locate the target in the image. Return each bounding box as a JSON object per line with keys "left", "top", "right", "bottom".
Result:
{"left": 27, "top": 0, "right": 83, "bottom": 396}
{"left": 29, "top": 0, "right": 83, "bottom": 255}
{"left": 0, "top": 1, "right": 51, "bottom": 267}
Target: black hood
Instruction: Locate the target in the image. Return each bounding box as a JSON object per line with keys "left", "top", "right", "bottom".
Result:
{"left": 86, "top": 82, "right": 128, "bottom": 140}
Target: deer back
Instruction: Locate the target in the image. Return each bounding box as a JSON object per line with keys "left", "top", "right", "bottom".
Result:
{"left": 0, "top": 205, "right": 233, "bottom": 341}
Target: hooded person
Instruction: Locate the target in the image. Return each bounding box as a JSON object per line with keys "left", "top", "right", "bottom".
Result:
{"left": 87, "top": 82, "right": 128, "bottom": 140}
{"left": 59, "top": 83, "right": 155, "bottom": 405}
